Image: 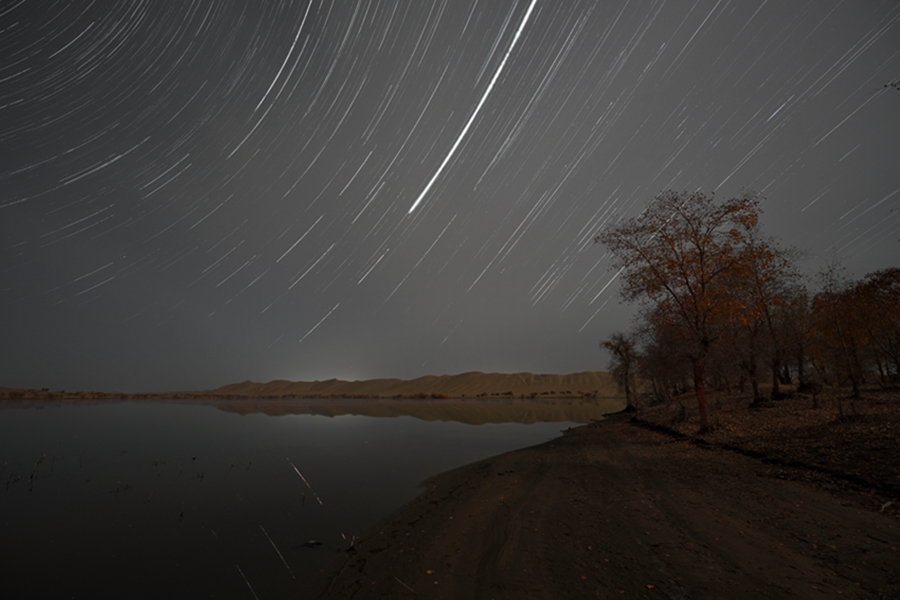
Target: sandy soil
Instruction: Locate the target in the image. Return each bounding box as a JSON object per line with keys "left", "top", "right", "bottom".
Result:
{"left": 322, "top": 415, "right": 899, "bottom": 599}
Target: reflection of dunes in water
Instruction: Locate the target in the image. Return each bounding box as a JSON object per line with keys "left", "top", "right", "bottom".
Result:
{"left": 209, "top": 398, "right": 626, "bottom": 425}
{"left": 211, "top": 371, "right": 619, "bottom": 400}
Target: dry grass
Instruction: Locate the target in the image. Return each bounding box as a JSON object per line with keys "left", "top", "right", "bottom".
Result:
{"left": 633, "top": 384, "right": 900, "bottom": 514}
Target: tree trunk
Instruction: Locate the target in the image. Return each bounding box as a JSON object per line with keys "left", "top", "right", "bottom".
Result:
{"left": 828, "top": 291, "right": 861, "bottom": 399}
{"left": 744, "top": 331, "right": 761, "bottom": 405}
{"left": 796, "top": 345, "right": 807, "bottom": 389}
{"left": 623, "top": 371, "right": 636, "bottom": 411}
{"left": 748, "top": 362, "right": 760, "bottom": 404}
{"left": 770, "top": 359, "right": 781, "bottom": 399}
{"left": 693, "top": 352, "right": 710, "bottom": 432}
{"left": 781, "top": 363, "right": 792, "bottom": 385}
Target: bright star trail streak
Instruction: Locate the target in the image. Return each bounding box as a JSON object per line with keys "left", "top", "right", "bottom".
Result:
{"left": 408, "top": 0, "right": 538, "bottom": 213}
{"left": 0, "top": 1, "right": 897, "bottom": 392}
{"left": 298, "top": 303, "right": 340, "bottom": 344}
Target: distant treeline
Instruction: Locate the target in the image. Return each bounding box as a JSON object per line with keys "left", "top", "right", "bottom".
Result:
{"left": 0, "top": 389, "right": 607, "bottom": 401}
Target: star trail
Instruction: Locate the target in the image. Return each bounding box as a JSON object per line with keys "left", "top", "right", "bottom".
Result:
{"left": 408, "top": 0, "right": 537, "bottom": 213}
{"left": 1, "top": 1, "right": 898, "bottom": 391}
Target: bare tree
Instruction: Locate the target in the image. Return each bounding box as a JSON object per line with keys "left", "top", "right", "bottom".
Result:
{"left": 602, "top": 331, "right": 639, "bottom": 412}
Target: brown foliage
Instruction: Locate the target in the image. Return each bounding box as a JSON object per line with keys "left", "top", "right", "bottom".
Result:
{"left": 808, "top": 265, "right": 900, "bottom": 398}
{"left": 599, "top": 190, "right": 794, "bottom": 431}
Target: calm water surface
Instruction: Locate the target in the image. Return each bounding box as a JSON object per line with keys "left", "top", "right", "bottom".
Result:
{"left": 0, "top": 398, "right": 618, "bottom": 599}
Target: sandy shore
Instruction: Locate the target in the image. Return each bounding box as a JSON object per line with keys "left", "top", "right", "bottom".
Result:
{"left": 322, "top": 414, "right": 899, "bottom": 599}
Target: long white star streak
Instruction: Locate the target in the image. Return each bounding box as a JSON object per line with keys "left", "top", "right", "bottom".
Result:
{"left": 277, "top": 214, "right": 324, "bottom": 262}
{"left": 298, "top": 303, "right": 340, "bottom": 344}
{"left": 254, "top": 0, "right": 314, "bottom": 112}
{"left": 407, "top": 0, "right": 538, "bottom": 213}
{"left": 288, "top": 244, "right": 336, "bottom": 289}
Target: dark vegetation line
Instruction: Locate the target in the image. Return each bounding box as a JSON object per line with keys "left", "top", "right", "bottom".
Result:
{"left": 598, "top": 189, "right": 899, "bottom": 432}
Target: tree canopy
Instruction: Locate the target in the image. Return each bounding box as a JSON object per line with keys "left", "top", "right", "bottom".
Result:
{"left": 598, "top": 190, "right": 790, "bottom": 431}
{"left": 599, "top": 190, "right": 899, "bottom": 428}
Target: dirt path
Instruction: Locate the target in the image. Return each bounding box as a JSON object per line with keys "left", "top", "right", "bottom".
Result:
{"left": 322, "top": 418, "right": 899, "bottom": 599}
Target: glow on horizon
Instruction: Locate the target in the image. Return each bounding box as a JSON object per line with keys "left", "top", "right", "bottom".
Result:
{"left": 408, "top": 0, "right": 538, "bottom": 214}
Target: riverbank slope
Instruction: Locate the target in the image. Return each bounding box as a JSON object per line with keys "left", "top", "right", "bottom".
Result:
{"left": 323, "top": 392, "right": 899, "bottom": 599}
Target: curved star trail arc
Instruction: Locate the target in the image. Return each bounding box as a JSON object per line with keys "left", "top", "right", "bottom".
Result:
{"left": 0, "top": 1, "right": 898, "bottom": 391}
{"left": 408, "top": 0, "right": 538, "bottom": 214}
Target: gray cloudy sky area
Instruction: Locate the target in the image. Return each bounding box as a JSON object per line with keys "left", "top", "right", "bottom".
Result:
{"left": 1, "top": 1, "right": 898, "bottom": 392}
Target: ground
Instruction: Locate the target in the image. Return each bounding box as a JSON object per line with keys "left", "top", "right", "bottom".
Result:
{"left": 322, "top": 388, "right": 900, "bottom": 599}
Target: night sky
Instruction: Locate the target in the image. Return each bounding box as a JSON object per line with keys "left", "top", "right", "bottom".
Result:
{"left": 2, "top": 1, "right": 898, "bottom": 392}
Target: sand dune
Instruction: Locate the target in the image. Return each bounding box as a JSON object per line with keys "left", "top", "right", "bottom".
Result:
{"left": 208, "top": 396, "right": 625, "bottom": 424}
{"left": 210, "top": 371, "right": 619, "bottom": 399}
{"left": 0, "top": 371, "right": 619, "bottom": 402}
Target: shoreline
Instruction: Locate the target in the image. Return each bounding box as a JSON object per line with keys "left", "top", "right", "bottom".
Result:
{"left": 0, "top": 370, "right": 620, "bottom": 401}
{"left": 321, "top": 412, "right": 899, "bottom": 599}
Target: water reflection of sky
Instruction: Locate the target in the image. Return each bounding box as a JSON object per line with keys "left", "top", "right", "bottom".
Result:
{"left": 0, "top": 399, "right": 614, "bottom": 599}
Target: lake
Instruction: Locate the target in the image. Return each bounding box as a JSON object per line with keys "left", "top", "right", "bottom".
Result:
{"left": 0, "top": 397, "right": 621, "bottom": 599}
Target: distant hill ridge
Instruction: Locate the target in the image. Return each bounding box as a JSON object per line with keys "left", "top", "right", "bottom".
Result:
{"left": 210, "top": 371, "right": 618, "bottom": 399}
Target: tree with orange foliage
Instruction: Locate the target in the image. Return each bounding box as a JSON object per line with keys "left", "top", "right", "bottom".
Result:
{"left": 809, "top": 265, "right": 900, "bottom": 398}
{"left": 636, "top": 306, "right": 694, "bottom": 409}
{"left": 856, "top": 267, "right": 900, "bottom": 383}
{"left": 809, "top": 264, "right": 866, "bottom": 400}
{"left": 731, "top": 233, "right": 803, "bottom": 402}
{"left": 598, "top": 190, "right": 766, "bottom": 432}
